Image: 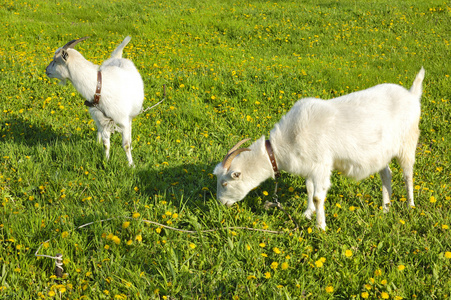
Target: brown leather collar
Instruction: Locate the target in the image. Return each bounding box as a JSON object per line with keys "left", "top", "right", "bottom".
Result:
{"left": 265, "top": 140, "right": 280, "bottom": 178}
{"left": 84, "top": 71, "right": 102, "bottom": 107}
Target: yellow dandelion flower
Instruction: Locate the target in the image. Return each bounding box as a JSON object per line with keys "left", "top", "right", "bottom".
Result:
{"left": 381, "top": 292, "right": 389, "bottom": 299}
{"left": 288, "top": 186, "right": 294, "bottom": 192}
{"left": 104, "top": 245, "right": 110, "bottom": 250}
{"left": 307, "top": 227, "right": 312, "bottom": 233}
{"left": 126, "top": 240, "right": 133, "bottom": 245}
{"left": 62, "top": 231, "right": 69, "bottom": 238}
{"left": 315, "top": 260, "right": 323, "bottom": 268}
{"left": 264, "top": 272, "right": 271, "bottom": 279}
{"left": 135, "top": 234, "right": 142, "bottom": 242}
{"left": 132, "top": 212, "right": 140, "bottom": 218}
{"left": 262, "top": 191, "right": 268, "bottom": 196}
{"left": 381, "top": 279, "right": 387, "bottom": 285}
{"left": 325, "top": 285, "right": 334, "bottom": 293}
{"left": 281, "top": 262, "right": 289, "bottom": 270}
{"left": 48, "top": 291, "right": 56, "bottom": 297}
{"left": 361, "top": 292, "right": 369, "bottom": 298}
{"left": 345, "top": 249, "right": 353, "bottom": 257}
{"left": 122, "top": 221, "right": 130, "bottom": 229}
{"left": 247, "top": 275, "right": 256, "bottom": 280}
{"left": 430, "top": 196, "right": 436, "bottom": 203}
{"left": 189, "top": 243, "right": 196, "bottom": 249}
{"left": 444, "top": 252, "right": 451, "bottom": 258}
{"left": 374, "top": 269, "right": 382, "bottom": 276}
{"left": 112, "top": 236, "right": 120, "bottom": 245}
{"left": 273, "top": 247, "right": 281, "bottom": 254}
{"left": 398, "top": 265, "right": 405, "bottom": 271}
{"left": 270, "top": 261, "right": 279, "bottom": 270}
{"left": 259, "top": 242, "right": 266, "bottom": 248}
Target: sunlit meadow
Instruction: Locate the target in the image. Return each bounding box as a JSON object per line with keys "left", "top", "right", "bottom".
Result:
{"left": 0, "top": 0, "right": 450, "bottom": 299}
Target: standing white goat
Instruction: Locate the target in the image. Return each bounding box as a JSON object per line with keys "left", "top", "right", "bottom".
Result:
{"left": 45, "top": 36, "right": 144, "bottom": 166}
{"left": 214, "top": 68, "right": 425, "bottom": 230}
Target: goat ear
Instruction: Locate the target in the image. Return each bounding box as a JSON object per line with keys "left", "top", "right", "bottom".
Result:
{"left": 61, "top": 49, "right": 69, "bottom": 62}
{"left": 231, "top": 172, "right": 241, "bottom": 179}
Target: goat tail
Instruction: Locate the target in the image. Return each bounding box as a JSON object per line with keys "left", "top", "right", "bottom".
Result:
{"left": 409, "top": 67, "right": 425, "bottom": 97}
{"left": 110, "top": 36, "right": 132, "bottom": 59}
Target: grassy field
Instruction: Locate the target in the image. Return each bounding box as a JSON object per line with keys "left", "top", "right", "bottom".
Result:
{"left": 1, "top": 0, "right": 450, "bottom": 299}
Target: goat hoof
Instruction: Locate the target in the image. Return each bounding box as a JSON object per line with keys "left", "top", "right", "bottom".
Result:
{"left": 316, "top": 223, "right": 327, "bottom": 231}
{"left": 303, "top": 209, "right": 314, "bottom": 220}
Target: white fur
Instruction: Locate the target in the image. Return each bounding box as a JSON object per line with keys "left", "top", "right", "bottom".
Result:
{"left": 214, "top": 68, "right": 425, "bottom": 230}
{"left": 46, "top": 36, "right": 144, "bottom": 166}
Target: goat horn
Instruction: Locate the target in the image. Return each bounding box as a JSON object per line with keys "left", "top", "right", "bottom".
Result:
{"left": 226, "top": 138, "right": 251, "bottom": 156}
{"left": 62, "top": 36, "right": 89, "bottom": 50}
{"left": 222, "top": 148, "right": 251, "bottom": 171}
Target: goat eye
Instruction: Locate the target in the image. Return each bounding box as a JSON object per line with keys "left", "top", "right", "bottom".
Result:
{"left": 222, "top": 182, "right": 227, "bottom": 187}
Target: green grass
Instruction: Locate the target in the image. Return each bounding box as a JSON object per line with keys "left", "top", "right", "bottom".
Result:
{"left": 1, "top": 0, "right": 450, "bottom": 299}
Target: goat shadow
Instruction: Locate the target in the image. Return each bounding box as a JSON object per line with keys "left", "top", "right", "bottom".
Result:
{"left": 135, "top": 160, "right": 308, "bottom": 223}
{"left": 0, "top": 115, "right": 82, "bottom": 147}
{"left": 135, "top": 160, "right": 218, "bottom": 210}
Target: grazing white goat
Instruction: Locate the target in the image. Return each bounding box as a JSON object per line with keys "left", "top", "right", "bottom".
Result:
{"left": 214, "top": 68, "right": 425, "bottom": 230}
{"left": 45, "top": 36, "right": 144, "bottom": 166}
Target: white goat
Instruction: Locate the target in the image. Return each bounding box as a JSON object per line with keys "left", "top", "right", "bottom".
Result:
{"left": 45, "top": 36, "right": 144, "bottom": 166}
{"left": 214, "top": 68, "right": 425, "bottom": 230}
